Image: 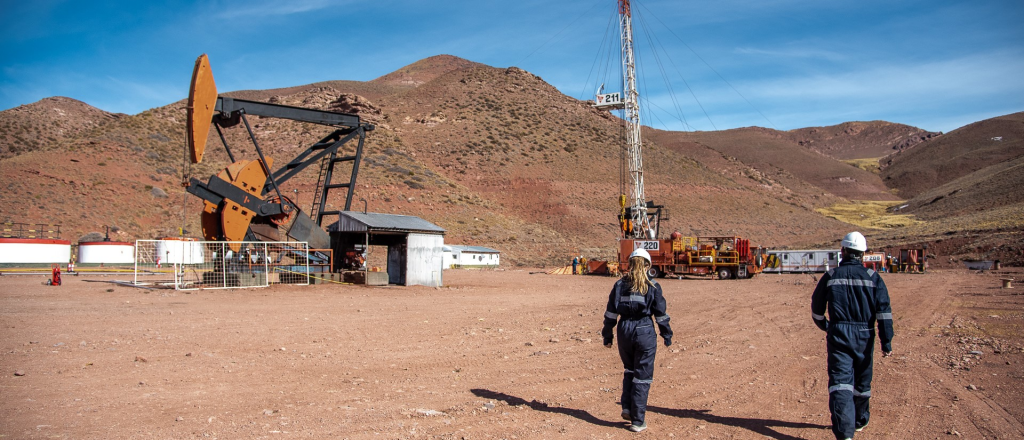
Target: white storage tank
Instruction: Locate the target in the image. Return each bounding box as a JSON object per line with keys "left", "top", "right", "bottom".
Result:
{"left": 154, "top": 238, "right": 205, "bottom": 264}
{"left": 0, "top": 238, "right": 71, "bottom": 264}
{"left": 78, "top": 241, "right": 135, "bottom": 264}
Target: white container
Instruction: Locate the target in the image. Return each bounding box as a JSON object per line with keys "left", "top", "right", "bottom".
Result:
{"left": 78, "top": 241, "right": 135, "bottom": 264}
{"left": 0, "top": 238, "right": 71, "bottom": 264}
{"left": 155, "top": 238, "right": 205, "bottom": 264}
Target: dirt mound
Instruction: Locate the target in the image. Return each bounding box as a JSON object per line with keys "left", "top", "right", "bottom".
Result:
{"left": 882, "top": 112, "right": 1024, "bottom": 198}
{"left": 0, "top": 97, "right": 123, "bottom": 158}
{"left": 787, "top": 121, "right": 939, "bottom": 160}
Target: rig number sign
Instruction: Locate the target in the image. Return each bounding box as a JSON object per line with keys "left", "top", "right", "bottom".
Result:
{"left": 596, "top": 92, "right": 622, "bottom": 106}
{"left": 633, "top": 241, "right": 660, "bottom": 251}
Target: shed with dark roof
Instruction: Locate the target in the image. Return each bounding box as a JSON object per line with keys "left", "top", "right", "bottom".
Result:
{"left": 328, "top": 211, "right": 445, "bottom": 287}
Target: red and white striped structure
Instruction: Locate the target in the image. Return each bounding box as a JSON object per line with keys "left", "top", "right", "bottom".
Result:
{"left": 0, "top": 238, "right": 72, "bottom": 264}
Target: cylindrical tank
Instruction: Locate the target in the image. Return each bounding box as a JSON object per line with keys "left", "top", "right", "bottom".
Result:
{"left": 0, "top": 238, "right": 71, "bottom": 264}
{"left": 154, "top": 238, "right": 205, "bottom": 264}
{"left": 78, "top": 241, "right": 135, "bottom": 264}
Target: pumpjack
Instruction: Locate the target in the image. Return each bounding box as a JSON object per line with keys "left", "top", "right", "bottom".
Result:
{"left": 184, "top": 54, "right": 374, "bottom": 252}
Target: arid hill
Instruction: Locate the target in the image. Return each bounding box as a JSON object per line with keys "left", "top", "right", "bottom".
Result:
{"left": 666, "top": 127, "right": 896, "bottom": 201}
{"left": 787, "top": 121, "right": 939, "bottom": 160}
{"left": 0, "top": 55, "right": 1021, "bottom": 266}
{"left": 371, "top": 54, "right": 486, "bottom": 89}
{"left": 882, "top": 112, "right": 1024, "bottom": 198}
{"left": 0, "top": 97, "right": 124, "bottom": 159}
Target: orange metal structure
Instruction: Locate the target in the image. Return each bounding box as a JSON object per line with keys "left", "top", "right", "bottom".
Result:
{"left": 618, "top": 234, "right": 767, "bottom": 279}
{"left": 895, "top": 248, "right": 927, "bottom": 273}
{"left": 183, "top": 54, "right": 373, "bottom": 254}
{"left": 187, "top": 54, "right": 217, "bottom": 164}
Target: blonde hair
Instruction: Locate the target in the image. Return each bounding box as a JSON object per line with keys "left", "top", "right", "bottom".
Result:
{"left": 626, "top": 256, "right": 653, "bottom": 295}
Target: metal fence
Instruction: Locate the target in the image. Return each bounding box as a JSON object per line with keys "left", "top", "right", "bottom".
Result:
{"left": 134, "top": 240, "right": 323, "bottom": 290}
{"left": 2, "top": 222, "right": 62, "bottom": 239}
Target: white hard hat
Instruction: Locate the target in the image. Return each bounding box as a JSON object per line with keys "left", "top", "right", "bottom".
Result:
{"left": 841, "top": 231, "right": 868, "bottom": 252}
{"left": 629, "top": 247, "right": 651, "bottom": 263}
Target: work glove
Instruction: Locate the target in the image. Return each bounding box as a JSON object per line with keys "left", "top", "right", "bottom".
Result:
{"left": 664, "top": 337, "right": 672, "bottom": 347}
{"left": 604, "top": 338, "right": 613, "bottom": 348}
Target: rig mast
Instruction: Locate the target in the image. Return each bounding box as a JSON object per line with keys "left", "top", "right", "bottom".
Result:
{"left": 593, "top": 0, "right": 660, "bottom": 240}
{"left": 618, "top": 0, "right": 653, "bottom": 239}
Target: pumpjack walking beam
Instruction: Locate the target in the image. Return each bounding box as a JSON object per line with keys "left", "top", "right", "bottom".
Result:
{"left": 184, "top": 54, "right": 374, "bottom": 250}
{"left": 186, "top": 96, "right": 373, "bottom": 219}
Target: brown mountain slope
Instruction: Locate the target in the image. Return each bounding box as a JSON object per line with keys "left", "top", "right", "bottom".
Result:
{"left": 0, "top": 97, "right": 124, "bottom": 158}
{"left": 371, "top": 54, "right": 486, "bottom": 88}
{"left": 900, "top": 154, "right": 1024, "bottom": 220}
{"left": 2, "top": 55, "right": 1021, "bottom": 266}
{"left": 787, "top": 121, "right": 939, "bottom": 160}
{"left": 0, "top": 60, "right": 851, "bottom": 264}
{"left": 366, "top": 64, "right": 852, "bottom": 258}
{"left": 881, "top": 111, "right": 1024, "bottom": 198}
{"left": 676, "top": 127, "right": 897, "bottom": 201}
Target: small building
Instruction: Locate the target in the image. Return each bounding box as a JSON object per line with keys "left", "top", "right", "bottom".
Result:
{"left": 443, "top": 245, "right": 501, "bottom": 269}
{"left": 328, "top": 211, "right": 445, "bottom": 287}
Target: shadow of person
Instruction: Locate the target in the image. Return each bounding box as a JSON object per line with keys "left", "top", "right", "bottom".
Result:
{"left": 470, "top": 389, "right": 622, "bottom": 428}
{"left": 646, "top": 405, "right": 829, "bottom": 440}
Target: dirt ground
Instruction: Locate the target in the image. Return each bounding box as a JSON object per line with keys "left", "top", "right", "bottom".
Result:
{"left": 2, "top": 267, "right": 1023, "bottom": 439}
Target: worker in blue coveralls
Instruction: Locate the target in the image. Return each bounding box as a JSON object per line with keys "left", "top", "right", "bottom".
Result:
{"left": 812, "top": 232, "right": 894, "bottom": 440}
{"left": 602, "top": 247, "right": 673, "bottom": 433}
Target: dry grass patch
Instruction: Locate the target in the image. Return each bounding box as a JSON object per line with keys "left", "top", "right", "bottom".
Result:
{"left": 841, "top": 157, "right": 883, "bottom": 174}
{"left": 816, "top": 200, "right": 923, "bottom": 229}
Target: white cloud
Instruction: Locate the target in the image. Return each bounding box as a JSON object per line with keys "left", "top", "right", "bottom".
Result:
{"left": 748, "top": 50, "right": 1024, "bottom": 101}
{"left": 213, "top": 0, "right": 345, "bottom": 19}
{"left": 733, "top": 46, "right": 848, "bottom": 62}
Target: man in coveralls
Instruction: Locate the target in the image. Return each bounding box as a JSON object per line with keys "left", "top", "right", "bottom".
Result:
{"left": 812, "top": 232, "right": 894, "bottom": 439}
{"left": 602, "top": 248, "right": 673, "bottom": 432}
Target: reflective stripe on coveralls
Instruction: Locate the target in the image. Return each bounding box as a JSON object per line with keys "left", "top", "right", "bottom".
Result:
{"left": 827, "top": 279, "right": 876, "bottom": 287}
{"left": 829, "top": 385, "right": 872, "bottom": 397}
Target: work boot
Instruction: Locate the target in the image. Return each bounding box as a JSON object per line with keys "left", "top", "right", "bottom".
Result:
{"left": 621, "top": 409, "right": 631, "bottom": 421}
{"left": 629, "top": 421, "right": 647, "bottom": 432}
{"left": 856, "top": 421, "right": 868, "bottom": 432}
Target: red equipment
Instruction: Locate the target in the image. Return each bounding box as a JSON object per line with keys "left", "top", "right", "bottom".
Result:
{"left": 619, "top": 235, "right": 767, "bottom": 280}
{"left": 49, "top": 264, "right": 61, "bottom": 286}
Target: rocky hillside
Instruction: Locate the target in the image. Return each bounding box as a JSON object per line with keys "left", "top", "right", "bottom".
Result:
{"left": 882, "top": 112, "right": 1024, "bottom": 198}
{"left": 667, "top": 126, "right": 897, "bottom": 202}
{"left": 0, "top": 97, "right": 124, "bottom": 158}
{"left": 1, "top": 55, "right": 1021, "bottom": 266}
{"left": 788, "top": 121, "right": 939, "bottom": 160}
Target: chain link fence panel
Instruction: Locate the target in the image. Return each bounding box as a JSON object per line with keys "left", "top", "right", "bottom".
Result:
{"left": 134, "top": 240, "right": 321, "bottom": 290}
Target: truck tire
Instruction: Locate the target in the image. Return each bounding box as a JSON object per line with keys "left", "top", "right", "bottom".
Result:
{"left": 648, "top": 266, "right": 662, "bottom": 279}
{"left": 717, "top": 267, "right": 731, "bottom": 280}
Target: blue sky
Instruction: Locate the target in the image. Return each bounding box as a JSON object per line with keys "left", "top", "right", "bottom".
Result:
{"left": 1, "top": 0, "right": 1021, "bottom": 133}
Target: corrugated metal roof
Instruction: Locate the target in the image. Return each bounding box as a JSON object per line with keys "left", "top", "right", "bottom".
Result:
{"left": 447, "top": 245, "right": 501, "bottom": 254}
{"left": 329, "top": 211, "right": 445, "bottom": 234}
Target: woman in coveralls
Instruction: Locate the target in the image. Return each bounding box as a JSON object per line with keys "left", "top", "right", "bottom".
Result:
{"left": 602, "top": 248, "right": 673, "bottom": 432}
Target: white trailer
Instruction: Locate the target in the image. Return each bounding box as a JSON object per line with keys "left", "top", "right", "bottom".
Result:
{"left": 763, "top": 249, "right": 840, "bottom": 273}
